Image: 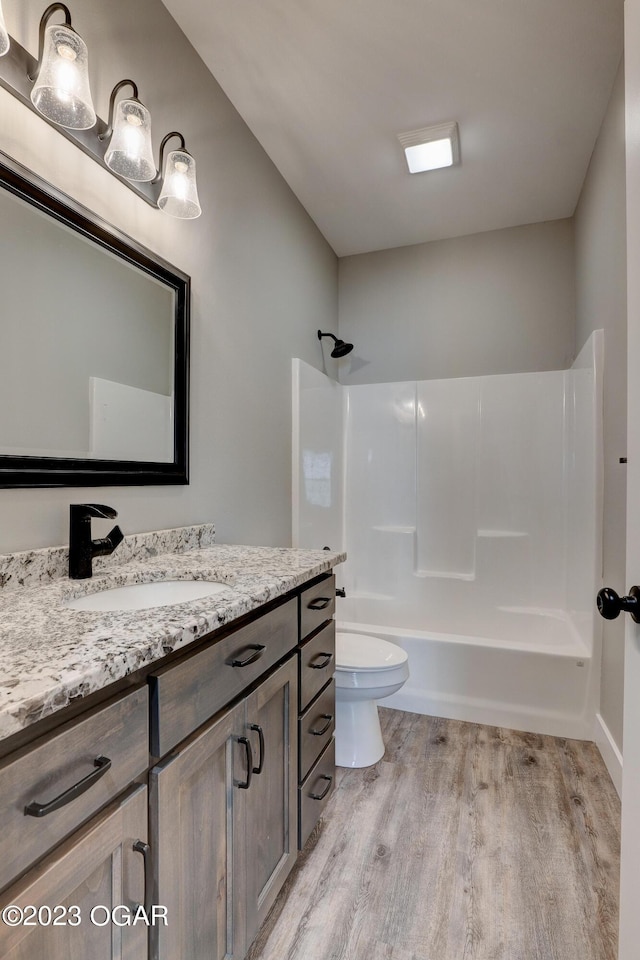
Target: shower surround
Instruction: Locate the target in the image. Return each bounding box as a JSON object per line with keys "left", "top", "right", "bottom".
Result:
{"left": 293, "top": 331, "right": 603, "bottom": 739}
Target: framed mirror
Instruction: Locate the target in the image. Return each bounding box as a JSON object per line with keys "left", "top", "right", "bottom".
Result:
{"left": 0, "top": 151, "right": 190, "bottom": 488}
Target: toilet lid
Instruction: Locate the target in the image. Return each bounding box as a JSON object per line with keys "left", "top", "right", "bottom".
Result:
{"left": 336, "top": 632, "right": 408, "bottom": 671}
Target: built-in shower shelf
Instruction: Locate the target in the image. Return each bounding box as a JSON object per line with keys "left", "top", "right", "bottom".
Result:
{"left": 414, "top": 569, "right": 476, "bottom": 581}
{"left": 497, "top": 605, "right": 570, "bottom": 619}
{"left": 371, "top": 525, "right": 416, "bottom": 533}
{"left": 477, "top": 529, "right": 528, "bottom": 538}
{"left": 345, "top": 591, "right": 396, "bottom": 601}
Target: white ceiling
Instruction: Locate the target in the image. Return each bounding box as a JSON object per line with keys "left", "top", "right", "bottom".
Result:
{"left": 161, "top": 0, "right": 624, "bottom": 257}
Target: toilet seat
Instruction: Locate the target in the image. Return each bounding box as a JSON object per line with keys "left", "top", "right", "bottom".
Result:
{"left": 336, "top": 632, "right": 408, "bottom": 671}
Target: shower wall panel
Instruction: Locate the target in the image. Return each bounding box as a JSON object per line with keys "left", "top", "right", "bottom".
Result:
{"left": 476, "top": 371, "right": 566, "bottom": 612}
{"left": 293, "top": 331, "right": 601, "bottom": 655}
{"left": 416, "top": 378, "right": 479, "bottom": 580}
{"left": 344, "top": 381, "right": 416, "bottom": 601}
{"left": 564, "top": 333, "right": 602, "bottom": 650}
{"left": 341, "top": 344, "right": 600, "bottom": 648}
{"left": 292, "top": 359, "right": 344, "bottom": 552}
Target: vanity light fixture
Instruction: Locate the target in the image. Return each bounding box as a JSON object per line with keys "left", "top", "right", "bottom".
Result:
{"left": 0, "top": 4, "right": 202, "bottom": 216}
{"left": 30, "top": 3, "right": 96, "bottom": 130}
{"left": 157, "top": 132, "right": 202, "bottom": 220}
{"left": 101, "top": 80, "right": 156, "bottom": 182}
{"left": 0, "top": 2, "right": 10, "bottom": 58}
{"left": 398, "top": 121, "right": 460, "bottom": 174}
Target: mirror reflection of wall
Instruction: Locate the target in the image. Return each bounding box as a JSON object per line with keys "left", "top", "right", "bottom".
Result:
{"left": 0, "top": 187, "right": 175, "bottom": 462}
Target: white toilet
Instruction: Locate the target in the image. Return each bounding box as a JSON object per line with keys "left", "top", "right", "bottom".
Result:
{"left": 334, "top": 632, "right": 410, "bottom": 768}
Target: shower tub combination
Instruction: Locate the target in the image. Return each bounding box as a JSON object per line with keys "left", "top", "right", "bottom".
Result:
{"left": 293, "top": 331, "right": 603, "bottom": 741}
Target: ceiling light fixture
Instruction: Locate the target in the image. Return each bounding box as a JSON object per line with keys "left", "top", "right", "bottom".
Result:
{"left": 398, "top": 121, "right": 460, "bottom": 174}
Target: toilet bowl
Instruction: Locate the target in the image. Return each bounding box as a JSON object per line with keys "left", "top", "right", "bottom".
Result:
{"left": 334, "top": 632, "right": 409, "bottom": 768}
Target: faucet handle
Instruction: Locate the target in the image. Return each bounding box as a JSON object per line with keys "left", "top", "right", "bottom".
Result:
{"left": 70, "top": 503, "right": 118, "bottom": 520}
{"left": 92, "top": 525, "right": 125, "bottom": 559}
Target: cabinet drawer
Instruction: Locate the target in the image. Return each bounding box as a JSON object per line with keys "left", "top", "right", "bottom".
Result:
{"left": 299, "top": 679, "right": 335, "bottom": 783}
{"left": 0, "top": 784, "right": 148, "bottom": 959}
{"left": 299, "top": 620, "right": 335, "bottom": 713}
{"left": 150, "top": 598, "right": 297, "bottom": 756}
{"left": 299, "top": 738, "right": 335, "bottom": 849}
{"left": 0, "top": 687, "right": 148, "bottom": 893}
{"left": 300, "top": 575, "right": 335, "bottom": 641}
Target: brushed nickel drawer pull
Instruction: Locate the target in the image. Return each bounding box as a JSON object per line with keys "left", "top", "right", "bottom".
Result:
{"left": 249, "top": 723, "right": 265, "bottom": 774}
{"left": 227, "top": 644, "right": 266, "bottom": 667}
{"left": 307, "top": 596, "right": 331, "bottom": 610}
{"left": 24, "top": 756, "right": 112, "bottom": 818}
{"left": 309, "top": 774, "right": 333, "bottom": 801}
{"left": 133, "top": 840, "right": 152, "bottom": 913}
{"left": 309, "top": 651, "right": 333, "bottom": 669}
{"left": 235, "top": 736, "right": 254, "bottom": 790}
{"left": 309, "top": 714, "right": 333, "bottom": 736}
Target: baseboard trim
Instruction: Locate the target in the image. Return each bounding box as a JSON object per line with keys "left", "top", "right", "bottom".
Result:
{"left": 594, "top": 713, "right": 622, "bottom": 798}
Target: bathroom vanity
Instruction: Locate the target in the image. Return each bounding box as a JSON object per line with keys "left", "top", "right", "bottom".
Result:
{"left": 0, "top": 529, "right": 342, "bottom": 959}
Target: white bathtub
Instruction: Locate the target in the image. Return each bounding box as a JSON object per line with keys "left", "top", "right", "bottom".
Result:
{"left": 337, "top": 608, "right": 598, "bottom": 740}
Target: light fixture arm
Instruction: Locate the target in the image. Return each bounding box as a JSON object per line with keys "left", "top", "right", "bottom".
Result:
{"left": 30, "top": 3, "right": 73, "bottom": 81}
{"left": 155, "top": 130, "right": 187, "bottom": 182}
{"left": 99, "top": 78, "right": 139, "bottom": 141}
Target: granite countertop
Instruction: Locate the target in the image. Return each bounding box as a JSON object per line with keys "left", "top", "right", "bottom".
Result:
{"left": 0, "top": 529, "right": 345, "bottom": 741}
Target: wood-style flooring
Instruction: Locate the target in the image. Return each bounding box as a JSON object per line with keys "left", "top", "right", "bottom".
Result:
{"left": 248, "top": 708, "right": 621, "bottom": 960}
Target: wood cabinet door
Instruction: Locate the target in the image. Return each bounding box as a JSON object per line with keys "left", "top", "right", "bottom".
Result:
{"left": 150, "top": 701, "right": 247, "bottom": 960}
{"left": 244, "top": 656, "right": 298, "bottom": 945}
{"left": 0, "top": 784, "right": 148, "bottom": 960}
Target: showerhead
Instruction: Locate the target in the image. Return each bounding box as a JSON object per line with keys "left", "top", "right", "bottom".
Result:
{"left": 317, "top": 329, "right": 354, "bottom": 359}
{"left": 330, "top": 339, "right": 353, "bottom": 358}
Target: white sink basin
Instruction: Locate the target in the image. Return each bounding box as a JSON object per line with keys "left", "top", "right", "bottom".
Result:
{"left": 64, "top": 579, "right": 230, "bottom": 612}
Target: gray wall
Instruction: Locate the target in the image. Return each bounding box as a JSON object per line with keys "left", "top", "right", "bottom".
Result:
{"left": 0, "top": 0, "right": 338, "bottom": 552}
{"left": 575, "top": 60, "right": 627, "bottom": 752}
{"left": 338, "top": 220, "right": 576, "bottom": 384}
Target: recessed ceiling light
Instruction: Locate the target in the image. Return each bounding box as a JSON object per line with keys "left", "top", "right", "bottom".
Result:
{"left": 397, "top": 121, "right": 460, "bottom": 174}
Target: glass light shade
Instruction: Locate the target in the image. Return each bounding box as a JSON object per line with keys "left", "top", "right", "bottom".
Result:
{"left": 104, "top": 99, "right": 156, "bottom": 182}
{"left": 30, "top": 24, "right": 96, "bottom": 130}
{"left": 158, "top": 150, "right": 201, "bottom": 219}
{"left": 0, "top": 2, "right": 9, "bottom": 58}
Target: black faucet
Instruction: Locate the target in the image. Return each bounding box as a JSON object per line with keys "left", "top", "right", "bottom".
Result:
{"left": 69, "top": 504, "right": 124, "bottom": 580}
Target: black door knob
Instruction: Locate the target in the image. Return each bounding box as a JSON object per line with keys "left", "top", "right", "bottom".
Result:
{"left": 597, "top": 586, "right": 640, "bottom": 623}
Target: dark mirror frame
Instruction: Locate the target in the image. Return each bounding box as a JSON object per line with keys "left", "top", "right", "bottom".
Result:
{"left": 0, "top": 151, "right": 190, "bottom": 488}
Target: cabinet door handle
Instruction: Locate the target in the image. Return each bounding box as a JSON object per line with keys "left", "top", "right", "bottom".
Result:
{"left": 309, "top": 774, "right": 333, "bottom": 801}
{"left": 309, "top": 714, "right": 333, "bottom": 737}
{"left": 309, "top": 651, "right": 333, "bottom": 669}
{"left": 307, "top": 596, "right": 332, "bottom": 610}
{"left": 227, "top": 644, "right": 266, "bottom": 667}
{"left": 235, "top": 736, "right": 254, "bottom": 790}
{"left": 133, "top": 840, "right": 152, "bottom": 914}
{"left": 24, "top": 756, "right": 112, "bottom": 818}
{"left": 249, "top": 723, "right": 265, "bottom": 774}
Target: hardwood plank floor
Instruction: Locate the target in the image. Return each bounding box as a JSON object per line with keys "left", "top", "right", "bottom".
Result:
{"left": 247, "top": 709, "right": 620, "bottom": 960}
